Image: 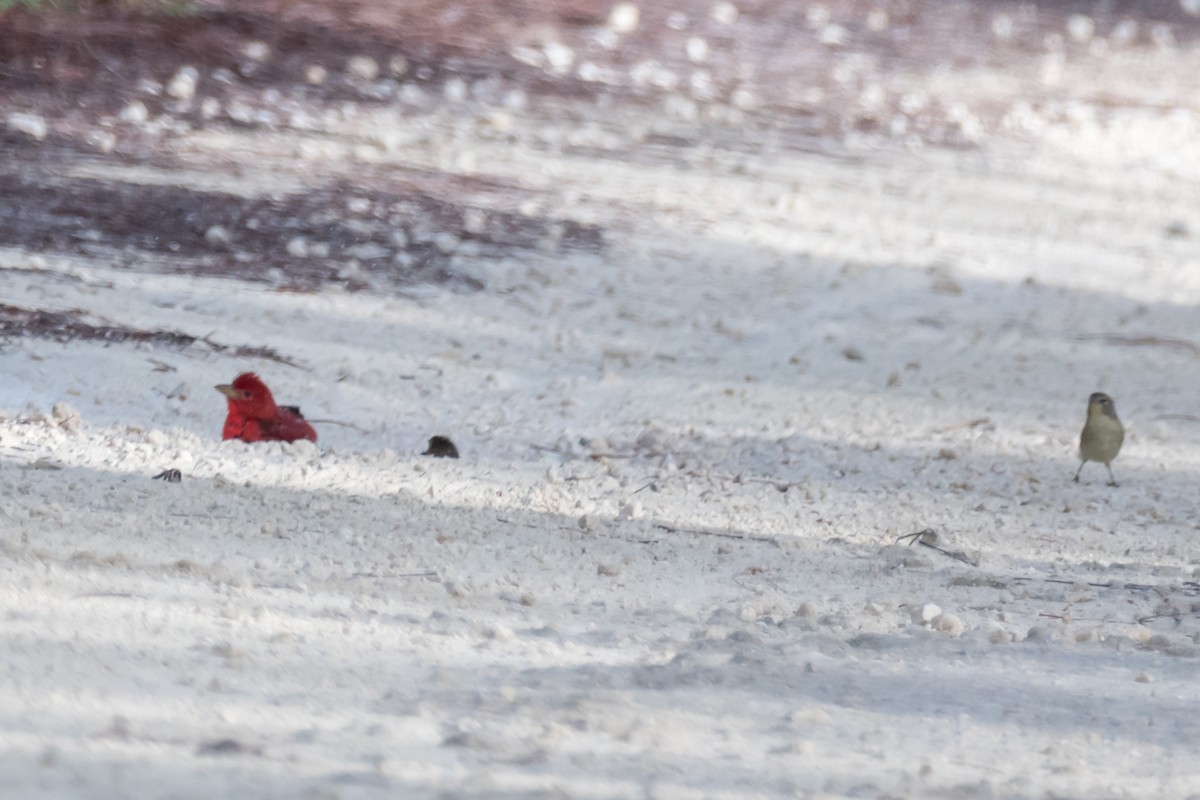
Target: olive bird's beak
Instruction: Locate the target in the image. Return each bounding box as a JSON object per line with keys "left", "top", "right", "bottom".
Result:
{"left": 215, "top": 384, "right": 238, "bottom": 399}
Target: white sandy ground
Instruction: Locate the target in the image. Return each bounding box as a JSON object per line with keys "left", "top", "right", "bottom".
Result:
{"left": 5, "top": 45, "right": 1200, "bottom": 800}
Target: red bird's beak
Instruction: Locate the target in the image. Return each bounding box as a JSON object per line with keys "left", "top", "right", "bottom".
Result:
{"left": 215, "top": 384, "right": 238, "bottom": 399}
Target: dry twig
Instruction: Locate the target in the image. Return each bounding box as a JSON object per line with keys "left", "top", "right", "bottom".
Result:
{"left": 895, "top": 528, "right": 978, "bottom": 566}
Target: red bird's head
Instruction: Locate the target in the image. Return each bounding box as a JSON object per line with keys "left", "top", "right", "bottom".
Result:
{"left": 215, "top": 372, "right": 279, "bottom": 421}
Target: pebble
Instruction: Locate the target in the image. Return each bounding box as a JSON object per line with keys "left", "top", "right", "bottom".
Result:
{"left": 443, "top": 78, "right": 469, "bottom": 103}
{"left": 795, "top": 602, "right": 818, "bottom": 618}
{"left": 543, "top": 42, "right": 575, "bottom": 75}
{"left": 819, "top": 25, "right": 849, "bottom": 47}
{"left": 1067, "top": 15, "right": 1095, "bottom": 43}
{"left": 7, "top": 112, "right": 47, "bottom": 141}
{"left": 933, "top": 612, "right": 964, "bottom": 636}
{"left": 205, "top": 225, "right": 232, "bottom": 246}
{"left": 462, "top": 208, "right": 487, "bottom": 234}
{"left": 388, "top": 55, "right": 409, "bottom": 77}
{"left": 242, "top": 41, "right": 271, "bottom": 61}
{"left": 166, "top": 66, "right": 199, "bottom": 101}
{"left": 305, "top": 65, "right": 328, "bottom": 86}
{"left": 118, "top": 101, "right": 149, "bottom": 125}
{"left": 711, "top": 1, "right": 738, "bottom": 25}
{"left": 87, "top": 130, "right": 117, "bottom": 153}
{"left": 286, "top": 238, "right": 310, "bottom": 258}
{"left": 434, "top": 233, "right": 460, "bottom": 254}
{"left": 909, "top": 603, "right": 942, "bottom": 625}
{"left": 686, "top": 37, "right": 709, "bottom": 63}
{"left": 347, "top": 56, "right": 380, "bottom": 81}
{"left": 608, "top": 3, "right": 640, "bottom": 33}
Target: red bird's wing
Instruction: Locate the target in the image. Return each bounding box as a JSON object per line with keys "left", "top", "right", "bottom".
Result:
{"left": 261, "top": 408, "right": 318, "bottom": 443}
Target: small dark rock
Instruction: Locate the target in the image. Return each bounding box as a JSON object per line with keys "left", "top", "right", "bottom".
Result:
{"left": 1165, "top": 220, "right": 1190, "bottom": 239}
{"left": 196, "top": 738, "right": 260, "bottom": 756}
{"left": 422, "top": 435, "right": 459, "bottom": 458}
{"left": 153, "top": 468, "right": 182, "bottom": 483}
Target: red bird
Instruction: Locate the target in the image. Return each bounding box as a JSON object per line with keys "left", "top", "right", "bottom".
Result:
{"left": 215, "top": 372, "right": 317, "bottom": 443}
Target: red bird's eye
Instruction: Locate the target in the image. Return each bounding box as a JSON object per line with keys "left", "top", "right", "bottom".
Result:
{"left": 242, "top": 390, "right": 253, "bottom": 398}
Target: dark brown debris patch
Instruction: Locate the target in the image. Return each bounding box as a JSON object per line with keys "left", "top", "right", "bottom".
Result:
{"left": 0, "top": 303, "right": 299, "bottom": 365}
{"left": 0, "top": 172, "right": 604, "bottom": 293}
